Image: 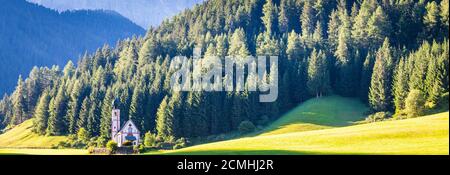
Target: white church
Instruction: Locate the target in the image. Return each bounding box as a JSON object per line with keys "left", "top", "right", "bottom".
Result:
{"left": 111, "top": 99, "right": 141, "bottom": 147}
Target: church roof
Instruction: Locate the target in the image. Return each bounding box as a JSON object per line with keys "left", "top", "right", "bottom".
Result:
{"left": 112, "top": 98, "right": 120, "bottom": 109}
{"left": 118, "top": 119, "right": 141, "bottom": 134}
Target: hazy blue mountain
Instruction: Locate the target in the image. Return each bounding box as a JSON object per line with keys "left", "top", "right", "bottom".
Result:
{"left": 0, "top": 0, "right": 145, "bottom": 95}
{"left": 27, "top": 0, "right": 204, "bottom": 29}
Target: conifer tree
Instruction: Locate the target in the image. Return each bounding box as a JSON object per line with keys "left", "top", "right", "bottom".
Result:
{"left": 393, "top": 57, "right": 409, "bottom": 113}
{"left": 228, "top": 28, "right": 250, "bottom": 58}
{"left": 11, "top": 75, "right": 26, "bottom": 125}
{"left": 368, "top": 38, "right": 395, "bottom": 112}
{"left": 312, "top": 21, "right": 323, "bottom": 47}
{"left": 367, "top": 6, "right": 392, "bottom": 47}
{"left": 100, "top": 88, "right": 114, "bottom": 139}
{"left": 352, "top": 0, "right": 377, "bottom": 49}
{"left": 286, "top": 31, "right": 302, "bottom": 61}
{"left": 156, "top": 96, "right": 170, "bottom": 139}
{"left": 300, "top": 0, "right": 316, "bottom": 46}
{"left": 262, "top": 0, "right": 278, "bottom": 35}
{"left": 46, "top": 85, "right": 68, "bottom": 136}
{"left": 409, "top": 42, "right": 431, "bottom": 92}
{"left": 327, "top": 10, "right": 341, "bottom": 51}
{"left": 278, "top": 0, "right": 289, "bottom": 34}
{"left": 129, "top": 84, "right": 146, "bottom": 131}
{"left": 166, "top": 91, "right": 183, "bottom": 137}
{"left": 77, "top": 97, "right": 90, "bottom": 131}
{"left": 423, "top": 1, "right": 442, "bottom": 40}
{"left": 359, "top": 52, "right": 375, "bottom": 102}
{"left": 87, "top": 89, "right": 102, "bottom": 136}
{"left": 32, "top": 90, "right": 50, "bottom": 135}
{"left": 66, "top": 80, "right": 86, "bottom": 134}
{"left": 441, "top": 0, "right": 449, "bottom": 29}
{"left": 307, "top": 49, "right": 330, "bottom": 97}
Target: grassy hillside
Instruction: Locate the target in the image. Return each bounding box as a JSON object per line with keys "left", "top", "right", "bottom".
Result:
{"left": 148, "top": 96, "right": 448, "bottom": 155}
{"left": 0, "top": 119, "right": 68, "bottom": 148}
{"left": 0, "top": 149, "right": 86, "bottom": 155}
{"left": 260, "top": 96, "right": 368, "bottom": 136}
{"left": 157, "top": 112, "right": 449, "bottom": 155}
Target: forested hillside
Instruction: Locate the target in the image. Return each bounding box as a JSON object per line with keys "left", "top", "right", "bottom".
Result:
{"left": 0, "top": 0, "right": 145, "bottom": 95}
{"left": 0, "top": 0, "right": 448, "bottom": 149}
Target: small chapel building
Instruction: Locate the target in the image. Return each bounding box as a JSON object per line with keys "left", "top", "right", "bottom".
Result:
{"left": 111, "top": 99, "right": 141, "bottom": 147}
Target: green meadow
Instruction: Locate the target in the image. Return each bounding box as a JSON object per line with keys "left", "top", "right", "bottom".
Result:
{"left": 147, "top": 96, "right": 449, "bottom": 155}
{"left": 0, "top": 120, "right": 86, "bottom": 155}
{"left": 1, "top": 96, "right": 448, "bottom": 155}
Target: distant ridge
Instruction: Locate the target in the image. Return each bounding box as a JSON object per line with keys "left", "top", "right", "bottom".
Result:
{"left": 27, "top": 0, "right": 205, "bottom": 29}
{"left": 0, "top": 0, "right": 145, "bottom": 94}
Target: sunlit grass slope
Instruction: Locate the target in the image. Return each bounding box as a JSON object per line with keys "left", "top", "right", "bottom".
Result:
{"left": 260, "top": 96, "right": 368, "bottom": 136}
{"left": 0, "top": 149, "right": 86, "bottom": 155}
{"left": 0, "top": 119, "right": 68, "bottom": 148}
{"left": 155, "top": 111, "right": 448, "bottom": 155}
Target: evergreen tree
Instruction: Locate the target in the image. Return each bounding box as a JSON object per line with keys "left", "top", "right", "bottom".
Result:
{"left": 100, "top": 89, "right": 114, "bottom": 139}
{"left": 278, "top": 0, "right": 289, "bottom": 34}
{"left": 77, "top": 97, "right": 90, "bottom": 131}
{"left": 11, "top": 75, "right": 26, "bottom": 125}
{"left": 409, "top": 42, "right": 431, "bottom": 92}
{"left": 228, "top": 28, "right": 250, "bottom": 58}
{"left": 300, "top": 0, "right": 316, "bottom": 46}
{"left": 87, "top": 89, "right": 102, "bottom": 136}
{"left": 256, "top": 32, "right": 280, "bottom": 56}
{"left": 156, "top": 96, "right": 170, "bottom": 139}
{"left": 368, "top": 38, "right": 395, "bottom": 112}
{"left": 307, "top": 49, "right": 330, "bottom": 97}
{"left": 312, "top": 21, "right": 324, "bottom": 47}
{"left": 423, "top": 1, "right": 442, "bottom": 41}
{"left": 66, "top": 80, "right": 86, "bottom": 134}
{"left": 393, "top": 57, "right": 409, "bottom": 113}
{"left": 359, "top": 52, "right": 375, "bottom": 102}
{"left": 166, "top": 91, "right": 183, "bottom": 137}
{"left": 367, "top": 6, "right": 392, "bottom": 47}
{"left": 352, "top": 0, "right": 377, "bottom": 49}
{"left": 138, "top": 34, "right": 160, "bottom": 67}
{"left": 0, "top": 95, "right": 12, "bottom": 128}
{"left": 129, "top": 84, "right": 146, "bottom": 131}
{"left": 286, "top": 31, "right": 303, "bottom": 61}
{"left": 32, "top": 90, "right": 50, "bottom": 135}
{"left": 46, "top": 85, "right": 68, "bottom": 136}
{"left": 327, "top": 10, "right": 341, "bottom": 51}
{"left": 262, "top": 0, "right": 278, "bottom": 35}
{"left": 441, "top": 0, "right": 449, "bottom": 29}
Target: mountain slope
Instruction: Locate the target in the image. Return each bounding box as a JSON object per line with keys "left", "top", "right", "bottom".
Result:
{"left": 260, "top": 96, "right": 368, "bottom": 136}
{"left": 150, "top": 97, "right": 448, "bottom": 155}
{"left": 0, "top": 120, "right": 68, "bottom": 148}
{"left": 0, "top": 0, "right": 145, "bottom": 95}
{"left": 27, "top": 0, "right": 204, "bottom": 28}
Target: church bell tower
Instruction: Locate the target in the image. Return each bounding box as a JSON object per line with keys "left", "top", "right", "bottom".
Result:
{"left": 111, "top": 98, "right": 120, "bottom": 141}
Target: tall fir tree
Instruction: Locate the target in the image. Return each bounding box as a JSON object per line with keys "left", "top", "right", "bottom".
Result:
{"left": 46, "top": 85, "right": 68, "bottom": 136}
{"left": 32, "top": 90, "right": 51, "bottom": 135}
{"left": 307, "top": 49, "right": 330, "bottom": 97}
{"left": 393, "top": 57, "right": 410, "bottom": 113}
{"left": 261, "top": 0, "right": 278, "bottom": 35}
{"left": 368, "top": 38, "right": 395, "bottom": 112}
{"left": 11, "top": 75, "right": 26, "bottom": 125}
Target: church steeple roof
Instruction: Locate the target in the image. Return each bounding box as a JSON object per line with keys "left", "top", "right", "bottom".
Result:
{"left": 112, "top": 97, "right": 120, "bottom": 109}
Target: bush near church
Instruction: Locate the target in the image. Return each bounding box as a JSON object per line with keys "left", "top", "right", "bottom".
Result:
{"left": 106, "top": 140, "right": 118, "bottom": 154}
